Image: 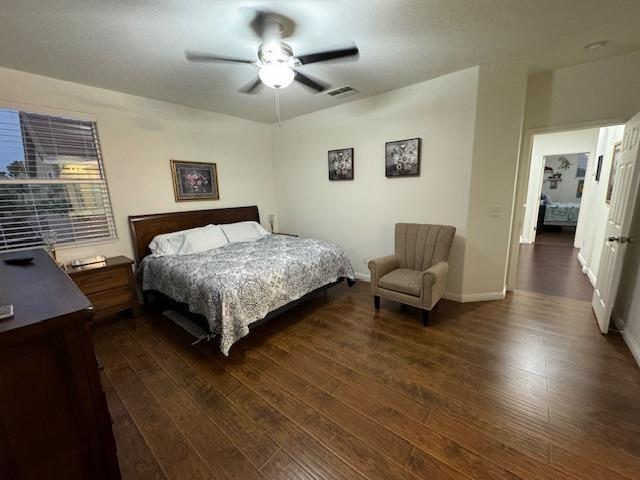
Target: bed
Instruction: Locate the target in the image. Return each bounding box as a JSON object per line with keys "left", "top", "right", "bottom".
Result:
{"left": 129, "top": 206, "right": 355, "bottom": 354}
{"left": 543, "top": 202, "right": 581, "bottom": 227}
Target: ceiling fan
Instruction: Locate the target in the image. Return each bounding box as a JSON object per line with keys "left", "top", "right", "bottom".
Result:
{"left": 185, "top": 10, "right": 359, "bottom": 94}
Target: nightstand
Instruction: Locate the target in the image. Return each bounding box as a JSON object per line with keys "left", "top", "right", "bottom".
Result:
{"left": 66, "top": 256, "right": 140, "bottom": 319}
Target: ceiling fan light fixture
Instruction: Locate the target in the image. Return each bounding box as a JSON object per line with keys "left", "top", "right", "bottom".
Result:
{"left": 259, "top": 64, "right": 294, "bottom": 89}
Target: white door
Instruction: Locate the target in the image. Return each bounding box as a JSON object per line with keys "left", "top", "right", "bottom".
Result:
{"left": 592, "top": 113, "right": 640, "bottom": 333}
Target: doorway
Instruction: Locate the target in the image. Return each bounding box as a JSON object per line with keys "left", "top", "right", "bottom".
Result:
{"left": 514, "top": 125, "right": 625, "bottom": 301}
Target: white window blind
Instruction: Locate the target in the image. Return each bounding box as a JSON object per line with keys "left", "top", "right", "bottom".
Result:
{"left": 0, "top": 108, "right": 117, "bottom": 251}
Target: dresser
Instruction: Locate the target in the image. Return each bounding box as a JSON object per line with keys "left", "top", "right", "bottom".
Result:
{"left": 0, "top": 249, "right": 120, "bottom": 479}
{"left": 66, "top": 256, "right": 139, "bottom": 319}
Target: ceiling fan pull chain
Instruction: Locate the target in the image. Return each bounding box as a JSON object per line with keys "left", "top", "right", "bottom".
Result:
{"left": 275, "top": 88, "right": 282, "bottom": 127}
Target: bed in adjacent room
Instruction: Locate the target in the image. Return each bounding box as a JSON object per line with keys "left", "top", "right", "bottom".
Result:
{"left": 129, "top": 206, "right": 354, "bottom": 355}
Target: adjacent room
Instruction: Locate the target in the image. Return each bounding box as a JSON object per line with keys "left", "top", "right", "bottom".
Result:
{"left": 2, "top": 2, "right": 640, "bottom": 480}
{"left": 516, "top": 126, "right": 625, "bottom": 301}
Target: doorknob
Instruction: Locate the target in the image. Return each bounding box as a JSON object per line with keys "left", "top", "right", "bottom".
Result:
{"left": 608, "top": 236, "right": 635, "bottom": 244}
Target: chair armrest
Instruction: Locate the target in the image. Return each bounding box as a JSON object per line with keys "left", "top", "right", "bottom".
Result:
{"left": 368, "top": 255, "right": 400, "bottom": 285}
{"left": 422, "top": 261, "right": 449, "bottom": 287}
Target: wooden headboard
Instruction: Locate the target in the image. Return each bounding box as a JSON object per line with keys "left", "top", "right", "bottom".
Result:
{"left": 128, "top": 205, "right": 260, "bottom": 264}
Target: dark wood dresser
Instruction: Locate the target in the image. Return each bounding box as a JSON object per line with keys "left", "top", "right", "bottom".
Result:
{"left": 0, "top": 249, "right": 120, "bottom": 479}
{"left": 66, "top": 256, "right": 139, "bottom": 319}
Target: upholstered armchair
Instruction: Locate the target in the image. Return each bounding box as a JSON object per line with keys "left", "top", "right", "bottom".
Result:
{"left": 368, "top": 223, "right": 456, "bottom": 325}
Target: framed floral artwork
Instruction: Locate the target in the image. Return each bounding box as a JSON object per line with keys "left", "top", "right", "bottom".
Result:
{"left": 328, "top": 148, "right": 354, "bottom": 180}
{"left": 385, "top": 138, "right": 421, "bottom": 177}
{"left": 170, "top": 160, "right": 219, "bottom": 201}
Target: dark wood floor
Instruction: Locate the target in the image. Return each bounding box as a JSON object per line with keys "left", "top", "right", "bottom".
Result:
{"left": 516, "top": 232, "right": 593, "bottom": 301}
{"left": 93, "top": 282, "right": 640, "bottom": 480}
{"left": 534, "top": 228, "right": 576, "bottom": 246}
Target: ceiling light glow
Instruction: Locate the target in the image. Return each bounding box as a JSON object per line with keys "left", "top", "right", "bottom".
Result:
{"left": 259, "top": 64, "right": 294, "bottom": 89}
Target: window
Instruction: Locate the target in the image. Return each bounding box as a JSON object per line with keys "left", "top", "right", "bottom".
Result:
{"left": 0, "top": 108, "right": 117, "bottom": 251}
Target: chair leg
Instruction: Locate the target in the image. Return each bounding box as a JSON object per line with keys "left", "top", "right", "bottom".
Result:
{"left": 422, "top": 309, "right": 430, "bottom": 327}
{"left": 374, "top": 295, "right": 380, "bottom": 310}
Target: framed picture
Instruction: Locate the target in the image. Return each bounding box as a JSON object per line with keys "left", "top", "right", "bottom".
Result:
{"left": 170, "top": 160, "right": 219, "bottom": 202}
{"left": 576, "top": 179, "right": 584, "bottom": 198}
{"left": 385, "top": 138, "right": 421, "bottom": 177}
{"left": 606, "top": 141, "right": 622, "bottom": 204}
{"left": 328, "top": 148, "right": 354, "bottom": 180}
{"left": 595, "top": 155, "right": 604, "bottom": 182}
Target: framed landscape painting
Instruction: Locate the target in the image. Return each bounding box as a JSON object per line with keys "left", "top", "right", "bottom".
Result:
{"left": 328, "top": 148, "right": 354, "bottom": 181}
{"left": 385, "top": 138, "right": 421, "bottom": 177}
{"left": 171, "top": 160, "right": 219, "bottom": 201}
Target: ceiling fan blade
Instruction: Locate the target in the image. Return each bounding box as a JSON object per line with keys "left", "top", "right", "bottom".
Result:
{"left": 296, "top": 46, "right": 359, "bottom": 65}
{"left": 294, "top": 71, "right": 329, "bottom": 93}
{"left": 185, "top": 51, "right": 254, "bottom": 64}
{"left": 239, "top": 77, "right": 263, "bottom": 94}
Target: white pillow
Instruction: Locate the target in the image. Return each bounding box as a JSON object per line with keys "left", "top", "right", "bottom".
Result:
{"left": 174, "top": 225, "right": 228, "bottom": 255}
{"left": 221, "top": 221, "right": 270, "bottom": 243}
{"left": 148, "top": 225, "right": 228, "bottom": 256}
{"left": 149, "top": 227, "right": 200, "bottom": 256}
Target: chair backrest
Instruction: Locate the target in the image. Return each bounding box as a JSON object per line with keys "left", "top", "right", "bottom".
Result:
{"left": 394, "top": 223, "right": 456, "bottom": 271}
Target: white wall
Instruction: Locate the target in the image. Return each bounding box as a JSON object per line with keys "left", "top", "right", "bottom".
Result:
{"left": 541, "top": 153, "right": 588, "bottom": 204}
{"left": 578, "top": 125, "right": 625, "bottom": 285}
{"left": 524, "top": 50, "right": 640, "bottom": 130}
{"left": 461, "top": 64, "right": 528, "bottom": 299}
{"left": 272, "top": 67, "right": 480, "bottom": 296}
{"left": 520, "top": 129, "right": 598, "bottom": 244}
{"left": 0, "top": 66, "right": 277, "bottom": 263}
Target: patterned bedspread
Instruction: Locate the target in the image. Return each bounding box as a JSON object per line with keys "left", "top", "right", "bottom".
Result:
{"left": 140, "top": 235, "right": 354, "bottom": 355}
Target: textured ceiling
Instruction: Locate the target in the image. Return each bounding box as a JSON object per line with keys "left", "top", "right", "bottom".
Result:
{"left": 0, "top": 0, "right": 639, "bottom": 123}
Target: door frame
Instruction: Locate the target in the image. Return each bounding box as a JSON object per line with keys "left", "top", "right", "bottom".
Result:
{"left": 521, "top": 151, "right": 547, "bottom": 245}
{"left": 506, "top": 116, "right": 629, "bottom": 291}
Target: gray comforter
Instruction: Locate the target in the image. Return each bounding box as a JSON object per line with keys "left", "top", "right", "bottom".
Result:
{"left": 140, "top": 234, "right": 354, "bottom": 355}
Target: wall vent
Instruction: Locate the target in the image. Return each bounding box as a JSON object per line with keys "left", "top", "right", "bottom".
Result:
{"left": 326, "top": 85, "right": 359, "bottom": 98}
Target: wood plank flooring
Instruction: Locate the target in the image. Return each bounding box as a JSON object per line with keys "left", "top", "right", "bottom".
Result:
{"left": 516, "top": 239, "right": 593, "bottom": 301}
{"left": 93, "top": 282, "right": 640, "bottom": 480}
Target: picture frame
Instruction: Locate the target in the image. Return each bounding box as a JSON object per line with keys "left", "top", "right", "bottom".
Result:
{"left": 328, "top": 148, "right": 354, "bottom": 181}
{"left": 170, "top": 160, "right": 219, "bottom": 202}
{"left": 606, "top": 141, "right": 622, "bottom": 204}
{"left": 385, "top": 138, "right": 421, "bottom": 177}
{"left": 595, "top": 155, "right": 604, "bottom": 182}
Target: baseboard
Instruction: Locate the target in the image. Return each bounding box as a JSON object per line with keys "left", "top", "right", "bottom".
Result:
{"left": 577, "top": 252, "right": 597, "bottom": 287}
{"left": 354, "top": 272, "right": 505, "bottom": 304}
{"left": 445, "top": 290, "right": 506, "bottom": 303}
{"left": 354, "top": 271, "right": 370, "bottom": 282}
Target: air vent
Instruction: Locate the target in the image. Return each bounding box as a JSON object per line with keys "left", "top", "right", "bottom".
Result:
{"left": 326, "top": 86, "right": 359, "bottom": 98}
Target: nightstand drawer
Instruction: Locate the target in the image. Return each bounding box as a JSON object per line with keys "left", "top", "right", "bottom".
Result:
{"left": 73, "top": 268, "right": 129, "bottom": 295}
{"left": 87, "top": 285, "right": 135, "bottom": 312}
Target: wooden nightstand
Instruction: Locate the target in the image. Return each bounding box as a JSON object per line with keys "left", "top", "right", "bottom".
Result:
{"left": 66, "top": 256, "right": 140, "bottom": 319}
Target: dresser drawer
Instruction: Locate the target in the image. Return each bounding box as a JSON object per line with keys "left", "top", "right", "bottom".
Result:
{"left": 87, "top": 285, "right": 135, "bottom": 312}
{"left": 73, "top": 267, "right": 129, "bottom": 295}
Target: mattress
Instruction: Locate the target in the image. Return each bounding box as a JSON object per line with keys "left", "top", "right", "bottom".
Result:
{"left": 140, "top": 234, "right": 354, "bottom": 355}
{"left": 544, "top": 203, "right": 581, "bottom": 226}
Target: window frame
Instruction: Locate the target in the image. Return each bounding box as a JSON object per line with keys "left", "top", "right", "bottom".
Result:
{"left": 0, "top": 104, "right": 118, "bottom": 252}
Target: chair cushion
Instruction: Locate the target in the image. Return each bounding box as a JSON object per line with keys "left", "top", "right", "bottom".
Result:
{"left": 378, "top": 268, "right": 422, "bottom": 297}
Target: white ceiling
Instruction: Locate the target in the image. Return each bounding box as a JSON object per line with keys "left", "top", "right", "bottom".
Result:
{"left": 1, "top": 0, "right": 639, "bottom": 123}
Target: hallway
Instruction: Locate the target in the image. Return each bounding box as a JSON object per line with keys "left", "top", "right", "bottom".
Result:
{"left": 516, "top": 232, "right": 594, "bottom": 301}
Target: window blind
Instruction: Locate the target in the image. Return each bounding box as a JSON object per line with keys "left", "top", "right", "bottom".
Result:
{"left": 0, "top": 108, "right": 117, "bottom": 251}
